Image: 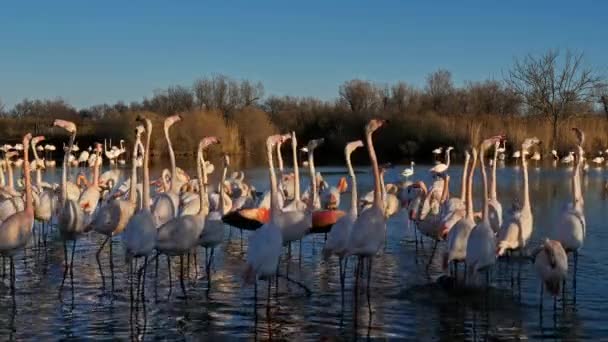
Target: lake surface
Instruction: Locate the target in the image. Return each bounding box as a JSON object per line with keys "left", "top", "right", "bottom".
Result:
{"left": 1, "top": 162, "right": 607, "bottom": 340}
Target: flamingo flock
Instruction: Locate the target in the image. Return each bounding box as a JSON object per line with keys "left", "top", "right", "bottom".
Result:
{"left": 0, "top": 116, "right": 591, "bottom": 323}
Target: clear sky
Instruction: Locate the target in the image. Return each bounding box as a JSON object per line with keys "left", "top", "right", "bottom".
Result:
{"left": 0, "top": 0, "right": 605, "bottom": 108}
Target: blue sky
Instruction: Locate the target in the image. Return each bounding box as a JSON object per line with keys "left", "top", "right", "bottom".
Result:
{"left": 0, "top": 1, "right": 605, "bottom": 108}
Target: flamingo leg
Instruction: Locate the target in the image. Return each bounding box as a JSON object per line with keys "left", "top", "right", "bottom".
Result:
{"left": 539, "top": 281, "right": 544, "bottom": 311}
{"left": 60, "top": 241, "right": 68, "bottom": 291}
{"left": 167, "top": 256, "right": 172, "bottom": 298}
{"left": 266, "top": 277, "right": 271, "bottom": 315}
{"left": 206, "top": 248, "right": 214, "bottom": 291}
{"left": 179, "top": 255, "right": 187, "bottom": 298}
{"left": 141, "top": 257, "right": 148, "bottom": 302}
{"left": 96, "top": 236, "right": 110, "bottom": 289}
{"left": 70, "top": 240, "right": 76, "bottom": 287}
{"left": 9, "top": 256, "right": 15, "bottom": 293}
{"left": 426, "top": 240, "right": 439, "bottom": 271}
{"left": 367, "top": 258, "right": 373, "bottom": 316}
{"left": 339, "top": 257, "right": 345, "bottom": 307}
{"left": 109, "top": 236, "right": 114, "bottom": 291}
{"left": 573, "top": 250, "right": 578, "bottom": 304}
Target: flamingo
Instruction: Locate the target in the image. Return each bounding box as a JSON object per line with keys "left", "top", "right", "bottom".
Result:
{"left": 78, "top": 143, "right": 103, "bottom": 218}
{"left": 465, "top": 135, "right": 503, "bottom": 286}
{"left": 30, "top": 136, "right": 55, "bottom": 244}
{"left": 0, "top": 150, "right": 25, "bottom": 224}
{"left": 496, "top": 137, "right": 540, "bottom": 256}
{"left": 78, "top": 148, "right": 90, "bottom": 169}
{"left": 44, "top": 144, "right": 56, "bottom": 168}
{"left": 488, "top": 140, "right": 503, "bottom": 233}
{"left": 550, "top": 128, "right": 586, "bottom": 293}
{"left": 531, "top": 151, "right": 541, "bottom": 165}
{"left": 320, "top": 177, "right": 348, "bottom": 210}
{"left": 345, "top": 119, "right": 387, "bottom": 304}
{"left": 54, "top": 119, "right": 88, "bottom": 290}
{"left": 199, "top": 154, "right": 230, "bottom": 290}
{"left": 243, "top": 134, "right": 286, "bottom": 310}
{"left": 151, "top": 115, "right": 182, "bottom": 227}
{"left": 497, "top": 141, "right": 506, "bottom": 161}
{"left": 89, "top": 127, "right": 144, "bottom": 289}
{"left": 532, "top": 239, "right": 568, "bottom": 309}
{"left": 401, "top": 161, "right": 415, "bottom": 178}
{"left": 322, "top": 140, "right": 364, "bottom": 303}
{"left": 432, "top": 147, "right": 443, "bottom": 161}
{"left": 123, "top": 116, "right": 157, "bottom": 294}
{"left": 0, "top": 133, "right": 35, "bottom": 292}
{"left": 551, "top": 149, "right": 559, "bottom": 161}
{"left": 512, "top": 150, "right": 521, "bottom": 164}
{"left": 430, "top": 146, "right": 453, "bottom": 175}
{"left": 561, "top": 151, "right": 574, "bottom": 164}
{"left": 439, "top": 150, "right": 471, "bottom": 239}
{"left": 155, "top": 136, "right": 219, "bottom": 297}
{"left": 444, "top": 148, "right": 477, "bottom": 279}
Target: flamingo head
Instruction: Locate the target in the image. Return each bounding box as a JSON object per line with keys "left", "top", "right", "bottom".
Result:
{"left": 337, "top": 177, "right": 348, "bottom": 193}
{"left": 53, "top": 119, "right": 77, "bottom": 133}
{"left": 135, "top": 124, "right": 145, "bottom": 137}
{"left": 572, "top": 127, "right": 585, "bottom": 146}
{"left": 365, "top": 119, "right": 387, "bottom": 134}
{"left": 290, "top": 131, "right": 298, "bottom": 147}
{"left": 481, "top": 135, "right": 505, "bottom": 152}
{"left": 280, "top": 133, "right": 292, "bottom": 144}
{"left": 163, "top": 114, "right": 182, "bottom": 130}
{"left": 345, "top": 140, "right": 364, "bottom": 156}
{"left": 266, "top": 134, "right": 286, "bottom": 150}
{"left": 201, "top": 136, "right": 220, "bottom": 150}
{"left": 307, "top": 138, "right": 324, "bottom": 152}
{"left": 31, "top": 135, "right": 45, "bottom": 146}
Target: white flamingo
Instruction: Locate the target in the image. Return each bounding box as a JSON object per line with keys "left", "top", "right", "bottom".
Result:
{"left": 54, "top": 119, "right": 87, "bottom": 290}
{"left": 322, "top": 140, "right": 363, "bottom": 302}
{"left": 243, "top": 135, "right": 286, "bottom": 308}
{"left": 496, "top": 137, "right": 539, "bottom": 256}
{"left": 155, "top": 136, "right": 219, "bottom": 296}
{"left": 465, "top": 135, "right": 502, "bottom": 286}
{"left": 122, "top": 116, "right": 157, "bottom": 290}
{"left": 532, "top": 239, "right": 568, "bottom": 307}
{"left": 401, "top": 161, "right": 415, "bottom": 178}
{"left": 345, "top": 119, "right": 387, "bottom": 300}
{"left": 550, "top": 128, "right": 586, "bottom": 289}
{"left": 488, "top": 140, "right": 503, "bottom": 234}
{"left": 444, "top": 148, "right": 477, "bottom": 279}
{"left": 0, "top": 133, "right": 35, "bottom": 292}
{"left": 151, "top": 115, "right": 182, "bottom": 227}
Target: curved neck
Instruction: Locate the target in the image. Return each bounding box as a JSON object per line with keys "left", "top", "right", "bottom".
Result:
{"left": 62, "top": 131, "right": 76, "bottom": 204}
{"left": 92, "top": 152, "right": 100, "bottom": 187}
{"left": 466, "top": 153, "right": 477, "bottom": 220}
{"left": 129, "top": 140, "right": 138, "bottom": 204}
{"left": 5, "top": 154, "right": 14, "bottom": 189}
{"left": 0, "top": 160, "right": 5, "bottom": 187}
{"left": 292, "top": 135, "right": 300, "bottom": 202}
{"left": 276, "top": 142, "right": 284, "bottom": 177}
{"left": 366, "top": 131, "right": 382, "bottom": 207}
{"left": 164, "top": 123, "right": 178, "bottom": 193}
{"left": 143, "top": 125, "right": 152, "bottom": 210}
{"left": 480, "top": 147, "right": 489, "bottom": 223}
{"left": 460, "top": 154, "right": 470, "bottom": 202}
{"left": 267, "top": 143, "right": 279, "bottom": 214}
{"left": 490, "top": 143, "right": 498, "bottom": 200}
{"left": 218, "top": 160, "right": 228, "bottom": 214}
{"left": 31, "top": 141, "right": 42, "bottom": 187}
{"left": 23, "top": 137, "right": 33, "bottom": 213}
{"left": 346, "top": 150, "right": 358, "bottom": 215}
{"left": 307, "top": 150, "right": 317, "bottom": 211}
{"left": 198, "top": 148, "right": 206, "bottom": 215}
{"left": 380, "top": 171, "right": 387, "bottom": 203}
{"left": 445, "top": 149, "right": 452, "bottom": 168}
{"left": 522, "top": 149, "right": 530, "bottom": 211}
{"left": 573, "top": 146, "right": 583, "bottom": 208}
{"left": 440, "top": 176, "right": 450, "bottom": 203}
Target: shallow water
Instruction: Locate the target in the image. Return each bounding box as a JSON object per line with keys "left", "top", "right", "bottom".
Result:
{"left": 1, "top": 162, "right": 607, "bottom": 340}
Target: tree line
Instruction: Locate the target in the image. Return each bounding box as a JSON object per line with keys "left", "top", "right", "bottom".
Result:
{"left": 0, "top": 49, "right": 606, "bottom": 165}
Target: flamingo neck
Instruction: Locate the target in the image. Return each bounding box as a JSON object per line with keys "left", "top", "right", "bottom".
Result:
{"left": 23, "top": 137, "right": 33, "bottom": 214}
{"left": 347, "top": 151, "right": 358, "bottom": 216}
{"left": 490, "top": 143, "right": 498, "bottom": 200}
{"left": 480, "top": 147, "right": 489, "bottom": 223}
{"left": 141, "top": 125, "right": 151, "bottom": 210}
{"left": 308, "top": 150, "right": 317, "bottom": 211}
{"left": 198, "top": 148, "right": 206, "bottom": 215}
{"left": 366, "top": 130, "right": 382, "bottom": 208}
{"left": 218, "top": 161, "right": 228, "bottom": 215}
{"left": 5, "top": 154, "right": 14, "bottom": 189}
{"left": 573, "top": 146, "right": 583, "bottom": 208}
{"left": 0, "top": 160, "right": 5, "bottom": 187}
{"left": 92, "top": 154, "right": 100, "bottom": 187}
{"left": 129, "top": 139, "right": 139, "bottom": 204}
{"left": 460, "top": 154, "right": 469, "bottom": 202}
{"left": 522, "top": 150, "right": 530, "bottom": 212}
{"left": 276, "top": 142, "right": 284, "bottom": 178}
{"left": 466, "top": 153, "right": 477, "bottom": 221}
{"left": 62, "top": 132, "right": 76, "bottom": 204}
{"left": 164, "top": 124, "right": 178, "bottom": 193}
{"left": 292, "top": 135, "right": 300, "bottom": 202}
{"left": 445, "top": 149, "right": 451, "bottom": 168}
{"left": 267, "top": 142, "right": 279, "bottom": 216}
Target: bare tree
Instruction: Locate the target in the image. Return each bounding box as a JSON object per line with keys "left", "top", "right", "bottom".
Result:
{"left": 339, "top": 79, "right": 381, "bottom": 113}
{"left": 0, "top": 98, "right": 4, "bottom": 115}
{"left": 425, "top": 69, "right": 454, "bottom": 114}
{"left": 506, "top": 49, "right": 600, "bottom": 148}
{"left": 240, "top": 80, "right": 264, "bottom": 107}
{"left": 595, "top": 82, "right": 608, "bottom": 119}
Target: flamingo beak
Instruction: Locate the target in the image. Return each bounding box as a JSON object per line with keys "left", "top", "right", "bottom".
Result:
{"left": 337, "top": 177, "right": 348, "bottom": 193}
